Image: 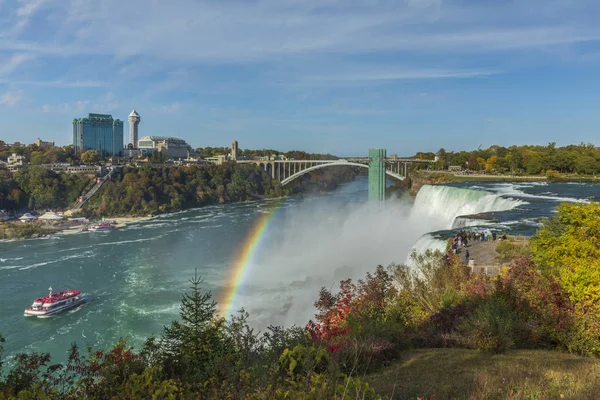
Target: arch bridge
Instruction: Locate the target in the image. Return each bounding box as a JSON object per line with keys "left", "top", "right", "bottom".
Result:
{"left": 237, "top": 149, "right": 435, "bottom": 202}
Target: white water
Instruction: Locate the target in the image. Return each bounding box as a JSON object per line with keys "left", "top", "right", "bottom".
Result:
{"left": 408, "top": 234, "right": 448, "bottom": 265}
{"left": 490, "top": 183, "right": 587, "bottom": 203}
{"left": 410, "top": 185, "right": 525, "bottom": 231}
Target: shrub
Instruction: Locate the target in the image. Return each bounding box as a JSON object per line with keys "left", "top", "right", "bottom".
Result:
{"left": 546, "top": 169, "right": 560, "bottom": 179}
{"left": 420, "top": 303, "right": 472, "bottom": 347}
{"left": 495, "top": 240, "right": 531, "bottom": 264}
{"left": 392, "top": 250, "right": 469, "bottom": 314}
{"left": 457, "top": 294, "right": 518, "bottom": 353}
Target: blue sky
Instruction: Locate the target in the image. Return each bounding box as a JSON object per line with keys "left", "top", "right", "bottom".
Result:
{"left": 1, "top": 0, "right": 600, "bottom": 156}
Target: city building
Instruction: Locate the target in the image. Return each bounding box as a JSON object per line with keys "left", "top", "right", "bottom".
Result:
{"left": 66, "top": 165, "right": 105, "bottom": 175}
{"left": 7, "top": 153, "right": 25, "bottom": 165}
{"left": 128, "top": 109, "right": 140, "bottom": 148}
{"left": 205, "top": 155, "right": 228, "bottom": 165}
{"left": 231, "top": 140, "right": 239, "bottom": 161}
{"left": 137, "top": 136, "right": 191, "bottom": 159}
{"left": 72, "top": 113, "right": 124, "bottom": 157}
{"left": 41, "top": 163, "right": 70, "bottom": 173}
{"left": 122, "top": 145, "right": 141, "bottom": 159}
{"left": 6, "top": 153, "right": 26, "bottom": 173}
{"left": 34, "top": 138, "right": 55, "bottom": 147}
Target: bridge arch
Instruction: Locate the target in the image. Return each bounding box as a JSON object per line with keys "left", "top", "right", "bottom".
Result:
{"left": 279, "top": 161, "right": 405, "bottom": 186}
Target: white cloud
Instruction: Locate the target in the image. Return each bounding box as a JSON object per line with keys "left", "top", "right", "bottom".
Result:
{"left": 156, "top": 102, "right": 183, "bottom": 114}
{"left": 15, "top": 0, "right": 49, "bottom": 30}
{"left": 2, "top": 0, "right": 600, "bottom": 61}
{"left": 39, "top": 98, "right": 109, "bottom": 115}
{"left": 307, "top": 68, "right": 501, "bottom": 82}
{"left": 0, "top": 90, "right": 24, "bottom": 106}
{"left": 0, "top": 79, "right": 105, "bottom": 87}
{"left": 0, "top": 53, "right": 35, "bottom": 76}
{"left": 74, "top": 100, "right": 90, "bottom": 111}
{"left": 1, "top": 0, "right": 599, "bottom": 120}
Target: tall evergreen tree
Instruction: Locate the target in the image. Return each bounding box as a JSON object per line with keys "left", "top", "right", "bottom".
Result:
{"left": 151, "top": 270, "right": 225, "bottom": 382}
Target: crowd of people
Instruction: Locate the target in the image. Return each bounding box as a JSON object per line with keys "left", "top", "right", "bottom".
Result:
{"left": 449, "top": 229, "right": 508, "bottom": 264}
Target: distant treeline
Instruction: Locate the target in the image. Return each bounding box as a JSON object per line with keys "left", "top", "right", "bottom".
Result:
{"left": 0, "top": 163, "right": 361, "bottom": 216}
{"left": 0, "top": 140, "right": 340, "bottom": 165}
{"left": 0, "top": 141, "right": 78, "bottom": 165}
{"left": 195, "top": 147, "right": 339, "bottom": 160}
{"left": 82, "top": 162, "right": 364, "bottom": 217}
{"left": 415, "top": 142, "right": 600, "bottom": 175}
{"left": 82, "top": 164, "right": 285, "bottom": 217}
{"left": 0, "top": 167, "right": 92, "bottom": 212}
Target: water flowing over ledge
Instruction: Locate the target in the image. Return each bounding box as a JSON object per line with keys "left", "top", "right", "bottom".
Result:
{"left": 410, "top": 185, "right": 526, "bottom": 231}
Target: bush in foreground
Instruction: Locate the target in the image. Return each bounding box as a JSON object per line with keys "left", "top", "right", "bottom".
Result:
{"left": 0, "top": 273, "right": 378, "bottom": 399}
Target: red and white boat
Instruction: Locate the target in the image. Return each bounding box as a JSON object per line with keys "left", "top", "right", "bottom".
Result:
{"left": 24, "top": 287, "right": 85, "bottom": 318}
{"left": 88, "top": 222, "right": 117, "bottom": 232}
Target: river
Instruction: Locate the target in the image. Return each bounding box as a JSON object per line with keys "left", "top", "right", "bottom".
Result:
{"left": 0, "top": 178, "right": 597, "bottom": 364}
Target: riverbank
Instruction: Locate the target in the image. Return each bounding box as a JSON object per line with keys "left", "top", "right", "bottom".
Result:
{"left": 0, "top": 215, "right": 154, "bottom": 240}
{"left": 55, "top": 216, "right": 153, "bottom": 236}
{"left": 0, "top": 222, "right": 57, "bottom": 240}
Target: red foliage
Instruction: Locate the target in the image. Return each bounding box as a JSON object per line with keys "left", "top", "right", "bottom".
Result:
{"left": 308, "top": 279, "right": 356, "bottom": 352}
{"left": 500, "top": 257, "right": 574, "bottom": 335}
{"left": 307, "top": 267, "right": 396, "bottom": 353}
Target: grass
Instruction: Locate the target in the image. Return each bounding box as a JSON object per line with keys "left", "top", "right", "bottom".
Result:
{"left": 363, "top": 348, "right": 600, "bottom": 400}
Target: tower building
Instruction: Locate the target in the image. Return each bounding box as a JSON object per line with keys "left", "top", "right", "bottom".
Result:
{"left": 231, "top": 140, "right": 239, "bottom": 161}
{"left": 128, "top": 109, "right": 140, "bottom": 148}
{"left": 368, "top": 148, "right": 386, "bottom": 202}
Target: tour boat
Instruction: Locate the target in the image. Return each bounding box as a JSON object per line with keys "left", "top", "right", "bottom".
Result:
{"left": 24, "top": 287, "right": 85, "bottom": 318}
{"left": 88, "top": 222, "right": 117, "bottom": 232}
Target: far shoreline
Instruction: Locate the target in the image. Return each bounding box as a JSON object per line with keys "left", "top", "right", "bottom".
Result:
{"left": 406, "top": 170, "right": 600, "bottom": 195}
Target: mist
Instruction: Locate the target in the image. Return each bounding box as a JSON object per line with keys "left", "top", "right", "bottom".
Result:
{"left": 233, "top": 191, "right": 432, "bottom": 329}
{"left": 229, "top": 182, "right": 525, "bottom": 330}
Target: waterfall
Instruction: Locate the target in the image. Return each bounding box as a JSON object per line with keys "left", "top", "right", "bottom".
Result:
{"left": 410, "top": 185, "right": 525, "bottom": 231}
{"left": 409, "top": 233, "right": 448, "bottom": 260}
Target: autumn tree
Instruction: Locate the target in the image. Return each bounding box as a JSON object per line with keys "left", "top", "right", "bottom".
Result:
{"left": 81, "top": 150, "right": 99, "bottom": 164}
{"left": 531, "top": 202, "right": 600, "bottom": 354}
{"left": 485, "top": 155, "right": 498, "bottom": 172}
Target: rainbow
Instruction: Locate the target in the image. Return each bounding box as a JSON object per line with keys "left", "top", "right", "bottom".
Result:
{"left": 221, "top": 201, "right": 281, "bottom": 316}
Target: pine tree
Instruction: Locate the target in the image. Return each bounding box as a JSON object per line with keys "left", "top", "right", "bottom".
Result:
{"left": 155, "top": 270, "right": 223, "bottom": 382}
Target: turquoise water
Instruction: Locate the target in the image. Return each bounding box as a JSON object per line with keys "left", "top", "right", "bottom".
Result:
{"left": 1, "top": 179, "right": 598, "bottom": 365}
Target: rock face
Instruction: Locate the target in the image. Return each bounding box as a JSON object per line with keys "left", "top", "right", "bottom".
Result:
{"left": 409, "top": 171, "right": 455, "bottom": 195}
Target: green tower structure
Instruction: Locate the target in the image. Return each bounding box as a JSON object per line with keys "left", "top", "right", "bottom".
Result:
{"left": 368, "top": 148, "right": 386, "bottom": 202}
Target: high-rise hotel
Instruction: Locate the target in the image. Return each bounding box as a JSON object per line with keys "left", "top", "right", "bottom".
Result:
{"left": 72, "top": 113, "right": 124, "bottom": 157}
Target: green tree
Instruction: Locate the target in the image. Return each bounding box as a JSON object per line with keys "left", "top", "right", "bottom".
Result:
{"left": 15, "top": 166, "right": 62, "bottom": 210}
{"left": 575, "top": 156, "right": 598, "bottom": 175}
{"left": 81, "top": 150, "right": 99, "bottom": 164}
{"left": 525, "top": 154, "right": 543, "bottom": 175}
{"left": 148, "top": 270, "right": 226, "bottom": 382}
{"left": 531, "top": 202, "right": 600, "bottom": 305}
{"left": 531, "top": 202, "right": 600, "bottom": 354}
